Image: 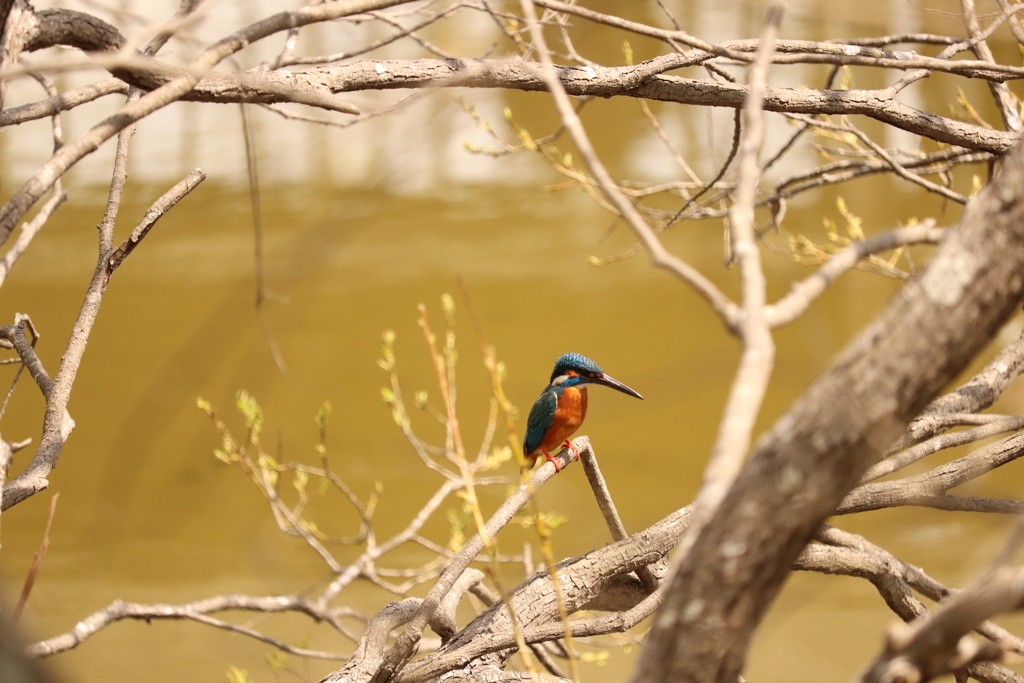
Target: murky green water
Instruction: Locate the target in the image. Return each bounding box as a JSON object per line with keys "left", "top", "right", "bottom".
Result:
{"left": 3, "top": 1, "right": 1024, "bottom": 681}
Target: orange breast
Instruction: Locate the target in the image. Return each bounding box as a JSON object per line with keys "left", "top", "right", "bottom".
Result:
{"left": 539, "top": 386, "right": 588, "bottom": 452}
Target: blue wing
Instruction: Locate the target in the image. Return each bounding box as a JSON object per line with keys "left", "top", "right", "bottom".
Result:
{"left": 523, "top": 388, "right": 558, "bottom": 456}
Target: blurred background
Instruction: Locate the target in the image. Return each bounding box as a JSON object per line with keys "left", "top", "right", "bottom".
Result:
{"left": 2, "top": 0, "right": 1024, "bottom": 681}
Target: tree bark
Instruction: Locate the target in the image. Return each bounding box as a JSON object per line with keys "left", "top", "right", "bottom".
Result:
{"left": 633, "top": 137, "right": 1024, "bottom": 683}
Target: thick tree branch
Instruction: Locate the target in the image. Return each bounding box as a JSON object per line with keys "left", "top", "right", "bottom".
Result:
{"left": 276, "top": 58, "right": 1015, "bottom": 153}
{"left": 8, "top": 4, "right": 1017, "bottom": 156}
{"left": 634, "top": 134, "right": 1024, "bottom": 683}
{"left": 389, "top": 505, "right": 694, "bottom": 683}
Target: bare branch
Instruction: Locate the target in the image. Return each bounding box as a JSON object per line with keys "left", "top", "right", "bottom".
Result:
{"left": 105, "top": 169, "right": 207, "bottom": 276}
{"left": 696, "top": 0, "right": 781, "bottom": 522}
{"left": 27, "top": 594, "right": 356, "bottom": 659}
{"left": 858, "top": 519, "right": 1024, "bottom": 683}
{"left": 0, "top": 69, "right": 67, "bottom": 287}
{"left": 289, "top": 58, "right": 1016, "bottom": 153}
{"left": 893, "top": 324, "right": 1024, "bottom": 452}
{"left": 1, "top": 120, "right": 202, "bottom": 511}
{"left": 789, "top": 115, "right": 969, "bottom": 203}
{"left": 0, "top": 77, "right": 128, "bottom": 127}
{"left": 838, "top": 431, "right": 1024, "bottom": 514}
{"left": 961, "top": 0, "right": 1022, "bottom": 132}
{"left": 0, "top": 318, "right": 53, "bottom": 400}
{"left": 863, "top": 414, "right": 1024, "bottom": 483}
{"left": 391, "top": 504, "right": 694, "bottom": 683}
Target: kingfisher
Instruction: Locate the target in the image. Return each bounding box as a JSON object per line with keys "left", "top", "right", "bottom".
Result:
{"left": 523, "top": 353, "right": 643, "bottom": 472}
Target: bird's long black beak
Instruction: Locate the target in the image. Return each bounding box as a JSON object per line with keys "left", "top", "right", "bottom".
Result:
{"left": 591, "top": 373, "right": 643, "bottom": 399}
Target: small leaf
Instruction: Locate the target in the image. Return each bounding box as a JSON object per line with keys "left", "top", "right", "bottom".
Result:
{"left": 294, "top": 469, "right": 309, "bottom": 495}
{"left": 316, "top": 401, "right": 332, "bottom": 429}
{"left": 481, "top": 445, "right": 512, "bottom": 472}
{"left": 266, "top": 652, "right": 288, "bottom": 670}
{"left": 519, "top": 129, "right": 537, "bottom": 151}
{"left": 540, "top": 511, "right": 568, "bottom": 529}
{"left": 580, "top": 651, "right": 610, "bottom": 665}
{"left": 225, "top": 666, "right": 251, "bottom": 683}
{"left": 235, "top": 390, "right": 263, "bottom": 432}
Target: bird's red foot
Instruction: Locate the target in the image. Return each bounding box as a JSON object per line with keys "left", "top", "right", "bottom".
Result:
{"left": 562, "top": 439, "right": 581, "bottom": 461}
{"left": 541, "top": 447, "right": 562, "bottom": 472}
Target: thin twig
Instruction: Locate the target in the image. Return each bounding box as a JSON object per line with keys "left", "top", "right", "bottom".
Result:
{"left": 27, "top": 593, "right": 353, "bottom": 659}
{"left": 105, "top": 168, "right": 206, "bottom": 276}
{"left": 0, "top": 68, "right": 67, "bottom": 289}
{"left": 240, "top": 103, "right": 286, "bottom": 372}
{"left": 579, "top": 447, "right": 658, "bottom": 592}
{"left": 673, "top": 1, "right": 785, "bottom": 576}
{"left": 12, "top": 493, "right": 58, "bottom": 624}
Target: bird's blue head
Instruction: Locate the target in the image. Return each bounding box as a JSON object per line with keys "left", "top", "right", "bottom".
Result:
{"left": 549, "top": 353, "right": 603, "bottom": 384}
{"left": 548, "top": 353, "right": 643, "bottom": 399}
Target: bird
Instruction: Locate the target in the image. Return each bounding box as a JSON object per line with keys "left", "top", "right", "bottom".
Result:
{"left": 523, "top": 353, "right": 643, "bottom": 472}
